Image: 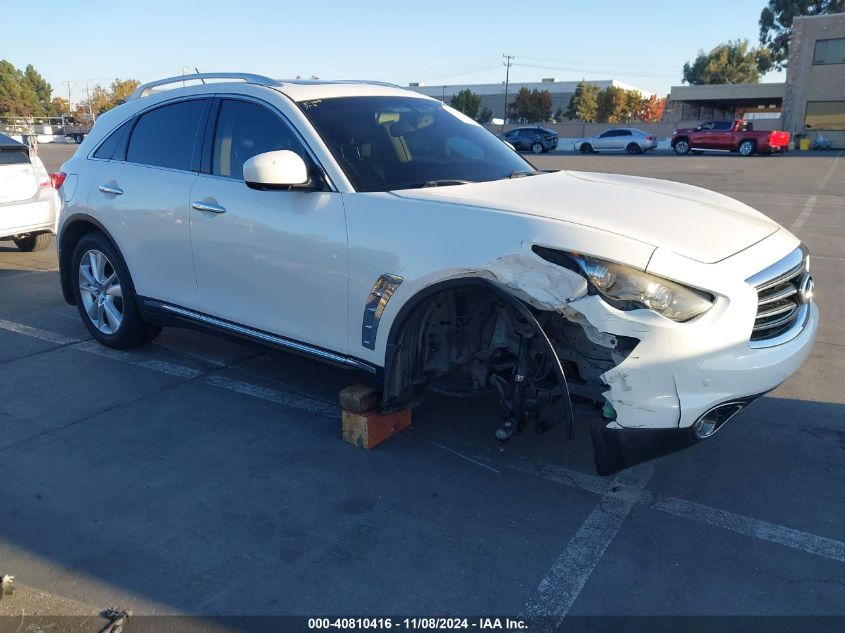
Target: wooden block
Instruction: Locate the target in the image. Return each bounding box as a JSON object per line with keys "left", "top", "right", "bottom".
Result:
{"left": 339, "top": 383, "right": 382, "bottom": 413}
{"left": 342, "top": 407, "right": 412, "bottom": 449}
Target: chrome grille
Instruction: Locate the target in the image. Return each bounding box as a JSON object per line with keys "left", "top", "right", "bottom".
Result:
{"left": 747, "top": 246, "right": 809, "bottom": 343}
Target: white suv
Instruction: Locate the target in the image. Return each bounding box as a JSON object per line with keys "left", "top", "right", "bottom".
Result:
{"left": 1, "top": 132, "right": 58, "bottom": 251}
{"left": 56, "top": 73, "right": 817, "bottom": 473}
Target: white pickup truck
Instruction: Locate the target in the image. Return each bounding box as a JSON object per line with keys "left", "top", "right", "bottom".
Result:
{"left": 0, "top": 133, "right": 59, "bottom": 251}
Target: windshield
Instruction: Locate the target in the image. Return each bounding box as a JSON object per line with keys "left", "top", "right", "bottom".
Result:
{"left": 300, "top": 96, "right": 536, "bottom": 192}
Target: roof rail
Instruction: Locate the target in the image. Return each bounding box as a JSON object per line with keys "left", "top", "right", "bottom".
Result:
{"left": 130, "top": 73, "right": 282, "bottom": 100}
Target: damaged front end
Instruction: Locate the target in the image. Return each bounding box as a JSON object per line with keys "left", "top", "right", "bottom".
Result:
{"left": 382, "top": 247, "right": 719, "bottom": 475}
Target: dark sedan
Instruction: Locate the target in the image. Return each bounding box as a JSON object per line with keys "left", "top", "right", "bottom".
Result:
{"left": 499, "top": 126, "right": 558, "bottom": 154}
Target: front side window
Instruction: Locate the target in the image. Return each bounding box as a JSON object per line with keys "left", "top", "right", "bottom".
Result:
{"left": 814, "top": 38, "right": 845, "bottom": 65}
{"left": 599, "top": 130, "right": 614, "bottom": 138}
{"left": 805, "top": 101, "right": 845, "bottom": 130}
{"left": 300, "top": 96, "right": 534, "bottom": 192}
{"left": 126, "top": 99, "right": 206, "bottom": 170}
{"left": 212, "top": 100, "right": 306, "bottom": 179}
{"left": 699, "top": 122, "right": 716, "bottom": 130}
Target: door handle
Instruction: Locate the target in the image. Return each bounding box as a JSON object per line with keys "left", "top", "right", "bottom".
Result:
{"left": 98, "top": 184, "right": 123, "bottom": 195}
{"left": 191, "top": 201, "right": 227, "bottom": 214}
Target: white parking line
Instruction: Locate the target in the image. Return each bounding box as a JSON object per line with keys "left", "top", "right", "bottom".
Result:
{"left": 0, "top": 318, "right": 81, "bottom": 346}
{"left": 206, "top": 375, "right": 340, "bottom": 418}
{"left": 523, "top": 463, "right": 654, "bottom": 621}
{"left": 73, "top": 340, "right": 204, "bottom": 379}
{"left": 790, "top": 153, "right": 842, "bottom": 233}
{"left": 438, "top": 440, "right": 845, "bottom": 565}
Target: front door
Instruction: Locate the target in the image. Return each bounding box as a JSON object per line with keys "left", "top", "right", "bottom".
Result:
{"left": 189, "top": 98, "right": 349, "bottom": 354}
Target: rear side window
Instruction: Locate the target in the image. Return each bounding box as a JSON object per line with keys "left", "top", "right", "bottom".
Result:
{"left": 93, "top": 120, "right": 133, "bottom": 160}
{"left": 127, "top": 99, "right": 206, "bottom": 170}
{"left": 0, "top": 148, "right": 30, "bottom": 165}
{"left": 714, "top": 121, "right": 734, "bottom": 131}
{"left": 212, "top": 99, "right": 306, "bottom": 180}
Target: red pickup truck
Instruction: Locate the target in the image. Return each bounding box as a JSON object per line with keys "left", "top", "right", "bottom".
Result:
{"left": 671, "top": 120, "right": 790, "bottom": 157}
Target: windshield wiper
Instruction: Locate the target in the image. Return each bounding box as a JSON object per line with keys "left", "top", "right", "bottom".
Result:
{"left": 508, "top": 170, "right": 541, "bottom": 179}
{"left": 420, "top": 179, "right": 473, "bottom": 188}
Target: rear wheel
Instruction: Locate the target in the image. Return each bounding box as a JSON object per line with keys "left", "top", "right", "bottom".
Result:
{"left": 738, "top": 140, "right": 756, "bottom": 156}
{"left": 14, "top": 233, "right": 53, "bottom": 252}
{"left": 673, "top": 139, "right": 690, "bottom": 155}
{"left": 530, "top": 141, "right": 544, "bottom": 154}
{"left": 626, "top": 142, "right": 641, "bottom": 154}
{"left": 71, "top": 232, "right": 161, "bottom": 348}
{"left": 580, "top": 143, "right": 593, "bottom": 154}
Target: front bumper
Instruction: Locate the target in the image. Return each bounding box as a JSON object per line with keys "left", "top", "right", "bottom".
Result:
{"left": 560, "top": 237, "right": 817, "bottom": 432}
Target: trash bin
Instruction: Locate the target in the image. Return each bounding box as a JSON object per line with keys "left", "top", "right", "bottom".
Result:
{"left": 799, "top": 138, "right": 811, "bottom": 151}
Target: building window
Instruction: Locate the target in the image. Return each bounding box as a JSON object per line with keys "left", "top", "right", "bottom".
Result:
{"left": 813, "top": 38, "right": 845, "bottom": 64}
{"left": 805, "top": 101, "right": 845, "bottom": 130}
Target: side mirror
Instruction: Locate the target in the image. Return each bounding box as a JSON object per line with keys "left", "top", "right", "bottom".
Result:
{"left": 243, "top": 150, "right": 311, "bottom": 190}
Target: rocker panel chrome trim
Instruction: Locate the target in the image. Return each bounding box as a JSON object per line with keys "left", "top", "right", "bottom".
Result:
{"left": 156, "top": 302, "right": 377, "bottom": 373}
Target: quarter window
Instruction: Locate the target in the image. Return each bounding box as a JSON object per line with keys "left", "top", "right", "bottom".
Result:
{"left": 212, "top": 100, "right": 306, "bottom": 180}
{"left": 813, "top": 38, "right": 845, "bottom": 65}
{"left": 805, "top": 101, "right": 845, "bottom": 130}
{"left": 126, "top": 100, "right": 206, "bottom": 170}
{"left": 93, "top": 120, "right": 133, "bottom": 160}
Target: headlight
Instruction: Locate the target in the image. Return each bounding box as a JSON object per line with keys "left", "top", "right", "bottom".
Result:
{"left": 571, "top": 255, "right": 713, "bottom": 322}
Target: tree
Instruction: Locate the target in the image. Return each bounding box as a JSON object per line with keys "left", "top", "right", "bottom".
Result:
{"left": 564, "top": 80, "right": 600, "bottom": 122}
{"left": 476, "top": 106, "right": 493, "bottom": 124}
{"left": 759, "top": 0, "right": 845, "bottom": 70}
{"left": 23, "top": 65, "right": 52, "bottom": 115}
{"left": 639, "top": 95, "right": 666, "bottom": 122}
{"left": 110, "top": 78, "right": 140, "bottom": 105}
{"left": 0, "top": 60, "right": 46, "bottom": 117}
{"left": 597, "top": 86, "right": 629, "bottom": 123}
{"left": 449, "top": 89, "right": 481, "bottom": 119}
{"left": 508, "top": 87, "right": 552, "bottom": 123}
{"left": 49, "top": 97, "right": 70, "bottom": 116}
{"left": 553, "top": 107, "right": 565, "bottom": 123}
{"left": 682, "top": 39, "right": 771, "bottom": 85}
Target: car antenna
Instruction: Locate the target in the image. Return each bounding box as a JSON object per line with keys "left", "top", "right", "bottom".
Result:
{"left": 195, "top": 68, "right": 205, "bottom": 84}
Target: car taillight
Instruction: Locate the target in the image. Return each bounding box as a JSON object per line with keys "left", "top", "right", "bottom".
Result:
{"left": 646, "top": 135, "right": 655, "bottom": 141}
{"left": 51, "top": 172, "right": 67, "bottom": 189}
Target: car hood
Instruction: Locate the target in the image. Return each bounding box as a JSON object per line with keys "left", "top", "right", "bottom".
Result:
{"left": 391, "top": 170, "right": 780, "bottom": 264}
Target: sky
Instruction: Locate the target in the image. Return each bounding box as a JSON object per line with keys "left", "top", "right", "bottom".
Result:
{"left": 5, "top": 0, "right": 784, "bottom": 105}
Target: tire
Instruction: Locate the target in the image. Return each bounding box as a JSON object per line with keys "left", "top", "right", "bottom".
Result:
{"left": 691, "top": 150, "right": 704, "bottom": 155}
{"left": 74, "top": 134, "right": 84, "bottom": 143}
{"left": 738, "top": 140, "right": 756, "bottom": 156}
{"left": 673, "top": 139, "right": 690, "bottom": 155}
{"left": 580, "top": 143, "right": 593, "bottom": 154}
{"left": 530, "top": 141, "right": 543, "bottom": 154}
{"left": 14, "top": 233, "right": 53, "bottom": 252}
{"left": 626, "top": 143, "right": 641, "bottom": 154}
{"left": 71, "top": 232, "right": 161, "bottom": 349}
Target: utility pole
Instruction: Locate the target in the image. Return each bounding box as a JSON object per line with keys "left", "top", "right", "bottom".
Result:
{"left": 85, "top": 81, "right": 95, "bottom": 122}
{"left": 62, "top": 81, "right": 74, "bottom": 113}
{"left": 502, "top": 54, "right": 514, "bottom": 126}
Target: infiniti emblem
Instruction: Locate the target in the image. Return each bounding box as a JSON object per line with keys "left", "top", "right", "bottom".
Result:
{"left": 797, "top": 272, "right": 814, "bottom": 305}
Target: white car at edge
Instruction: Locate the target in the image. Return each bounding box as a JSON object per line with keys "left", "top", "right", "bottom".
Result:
{"left": 0, "top": 132, "right": 59, "bottom": 251}
{"left": 55, "top": 73, "right": 817, "bottom": 474}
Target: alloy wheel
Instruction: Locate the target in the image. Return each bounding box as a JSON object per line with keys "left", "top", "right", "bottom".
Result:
{"left": 78, "top": 249, "right": 124, "bottom": 335}
{"left": 531, "top": 142, "right": 543, "bottom": 154}
{"left": 674, "top": 140, "right": 689, "bottom": 155}
{"left": 739, "top": 141, "right": 755, "bottom": 156}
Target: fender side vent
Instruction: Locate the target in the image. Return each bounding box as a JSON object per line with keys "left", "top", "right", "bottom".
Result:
{"left": 362, "top": 273, "right": 403, "bottom": 350}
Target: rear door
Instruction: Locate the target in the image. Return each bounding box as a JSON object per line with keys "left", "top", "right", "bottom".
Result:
{"left": 88, "top": 97, "right": 209, "bottom": 308}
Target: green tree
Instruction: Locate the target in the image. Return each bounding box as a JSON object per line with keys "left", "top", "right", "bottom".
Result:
{"left": 449, "top": 89, "right": 481, "bottom": 119}
{"left": 0, "top": 60, "right": 46, "bottom": 116}
{"left": 23, "top": 65, "right": 52, "bottom": 114}
{"left": 682, "top": 39, "right": 771, "bottom": 85}
{"left": 476, "top": 106, "right": 493, "bottom": 124}
{"left": 508, "top": 87, "right": 552, "bottom": 123}
{"left": 564, "top": 80, "right": 600, "bottom": 122}
{"left": 553, "top": 107, "right": 565, "bottom": 123}
{"left": 597, "top": 86, "right": 629, "bottom": 123}
{"left": 759, "top": 0, "right": 845, "bottom": 70}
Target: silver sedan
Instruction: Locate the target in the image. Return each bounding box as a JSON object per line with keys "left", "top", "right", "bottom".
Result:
{"left": 574, "top": 128, "right": 658, "bottom": 154}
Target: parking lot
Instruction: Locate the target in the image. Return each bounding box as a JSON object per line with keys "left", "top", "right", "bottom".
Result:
{"left": 1, "top": 144, "right": 843, "bottom": 624}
